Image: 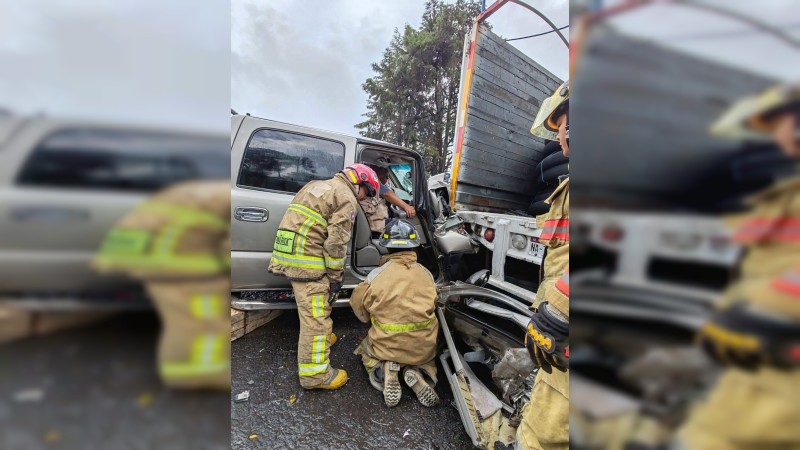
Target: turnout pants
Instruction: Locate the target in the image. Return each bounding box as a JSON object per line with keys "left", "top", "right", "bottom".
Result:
{"left": 292, "top": 277, "right": 334, "bottom": 387}
{"left": 674, "top": 368, "right": 800, "bottom": 450}
{"left": 354, "top": 335, "right": 438, "bottom": 388}
{"left": 145, "top": 276, "right": 231, "bottom": 390}
{"left": 517, "top": 369, "right": 569, "bottom": 450}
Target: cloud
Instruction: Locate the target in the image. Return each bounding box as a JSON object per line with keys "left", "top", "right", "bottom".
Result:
{"left": 231, "top": 0, "right": 570, "bottom": 136}
{"left": 0, "top": 0, "right": 229, "bottom": 132}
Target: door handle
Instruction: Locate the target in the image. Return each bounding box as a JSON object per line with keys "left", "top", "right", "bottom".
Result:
{"left": 234, "top": 207, "right": 269, "bottom": 222}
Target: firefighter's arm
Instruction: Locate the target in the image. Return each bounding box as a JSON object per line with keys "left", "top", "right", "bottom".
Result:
{"left": 323, "top": 197, "right": 356, "bottom": 282}
{"left": 349, "top": 281, "right": 371, "bottom": 323}
{"left": 382, "top": 190, "right": 416, "bottom": 218}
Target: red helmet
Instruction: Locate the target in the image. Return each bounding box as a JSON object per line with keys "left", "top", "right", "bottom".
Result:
{"left": 343, "top": 163, "right": 380, "bottom": 197}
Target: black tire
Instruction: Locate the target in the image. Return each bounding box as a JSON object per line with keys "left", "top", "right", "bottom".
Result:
{"left": 540, "top": 151, "right": 569, "bottom": 171}
{"left": 532, "top": 189, "right": 553, "bottom": 203}
{"left": 540, "top": 140, "right": 562, "bottom": 159}
{"left": 528, "top": 200, "right": 550, "bottom": 216}
{"left": 541, "top": 162, "right": 569, "bottom": 183}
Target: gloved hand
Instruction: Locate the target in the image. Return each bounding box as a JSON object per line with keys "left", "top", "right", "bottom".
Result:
{"left": 328, "top": 280, "right": 342, "bottom": 305}
{"left": 526, "top": 301, "right": 569, "bottom": 373}
{"left": 697, "top": 303, "right": 800, "bottom": 371}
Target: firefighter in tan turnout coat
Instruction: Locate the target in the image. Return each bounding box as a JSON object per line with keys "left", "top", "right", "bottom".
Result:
{"left": 518, "top": 80, "right": 570, "bottom": 450}
{"left": 268, "top": 163, "right": 380, "bottom": 390}
{"left": 350, "top": 219, "right": 440, "bottom": 408}
{"left": 94, "top": 180, "right": 231, "bottom": 390}
{"left": 674, "top": 84, "right": 800, "bottom": 449}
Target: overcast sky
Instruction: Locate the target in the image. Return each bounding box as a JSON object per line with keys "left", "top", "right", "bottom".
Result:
{"left": 232, "top": 0, "right": 570, "bottom": 136}
{"left": 603, "top": 0, "right": 798, "bottom": 81}
{"left": 0, "top": 0, "right": 229, "bottom": 132}
{"left": 1, "top": 1, "right": 793, "bottom": 136}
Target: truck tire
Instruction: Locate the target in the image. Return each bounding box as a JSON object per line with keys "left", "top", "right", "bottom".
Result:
{"left": 532, "top": 189, "right": 553, "bottom": 203}
{"left": 540, "top": 151, "right": 569, "bottom": 171}
{"left": 528, "top": 200, "right": 550, "bottom": 216}
{"left": 541, "top": 162, "right": 569, "bottom": 183}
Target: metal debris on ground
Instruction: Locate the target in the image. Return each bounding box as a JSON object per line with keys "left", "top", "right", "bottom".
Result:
{"left": 13, "top": 388, "right": 44, "bottom": 403}
{"left": 136, "top": 392, "right": 154, "bottom": 408}
{"left": 248, "top": 380, "right": 255, "bottom": 385}
{"left": 42, "top": 430, "right": 62, "bottom": 444}
{"left": 403, "top": 429, "right": 411, "bottom": 438}
{"left": 234, "top": 391, "right": 250, "bottom": 402}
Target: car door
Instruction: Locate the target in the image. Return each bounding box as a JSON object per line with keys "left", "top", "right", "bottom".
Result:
{"left": 230, "top": 116, "right": 356, "bottom": 291}
{"left": 349, "top": 145, "right": 443, "bottom": 283}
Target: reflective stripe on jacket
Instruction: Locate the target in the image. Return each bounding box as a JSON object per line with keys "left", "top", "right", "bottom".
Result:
{"left": 268, "top": 173, "right": 358, "bottom": 282}
{"left": 723, "top": 176, "right": 800, "bottom": 320}
{"left": 349, "top": 251, "right": 439, "bottom": 366}
{"left": 93, "top": 180, "right": 230, "bottom": 278}
{"left": 535, "top": 177, "right": 569, "bottom": 313}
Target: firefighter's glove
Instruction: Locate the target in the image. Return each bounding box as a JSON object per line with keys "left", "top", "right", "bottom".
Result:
{"left": 328, "top": 281, "right": 342, "bottom": 305}
{"left": 526, "top": 302, "right": 569, "bottom": 374}
{"left": 697, "top": 303, "right": 800, "bottom": 371}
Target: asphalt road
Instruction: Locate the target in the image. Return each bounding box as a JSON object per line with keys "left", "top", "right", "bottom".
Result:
{"left": 231, "top": 308, "right": 475, "bottom": 450}
{"left": 0, "top": 313, "right": 229, "bottom": 450}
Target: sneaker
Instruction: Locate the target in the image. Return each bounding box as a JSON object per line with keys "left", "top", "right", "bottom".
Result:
{"left": 402, "top": 367, "right": 440, "bottom": 407}
{"left": 383, "top": 361, "right": 402, "bottom": 407}
{"left": 304, "top": 368, "right": 348, "bottom": 390}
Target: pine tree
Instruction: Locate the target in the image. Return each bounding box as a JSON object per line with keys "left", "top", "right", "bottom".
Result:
{"left": 356, "top": 0, "right": 483, "bottom": 175}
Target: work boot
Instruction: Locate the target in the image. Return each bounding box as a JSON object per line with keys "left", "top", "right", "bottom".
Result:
{"left": 304, "top": 369, "right": 348, "bottom": 390}
{"left": 329, "top": 332, "right": 338, "bottom": 346}
{"left": 383, "top": 361, "right": 402, "bottom": 407}
{"left": 402, "top": 367, "right": 440, "bottom": 407}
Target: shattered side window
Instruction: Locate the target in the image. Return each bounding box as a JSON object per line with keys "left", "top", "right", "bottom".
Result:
{"left": 238, "top": 129, "right": 345, "bottom": 194}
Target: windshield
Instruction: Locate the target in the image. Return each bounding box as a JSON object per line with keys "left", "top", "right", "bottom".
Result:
{"left": 389, "top": 163, "right": 413, "bottom": 196}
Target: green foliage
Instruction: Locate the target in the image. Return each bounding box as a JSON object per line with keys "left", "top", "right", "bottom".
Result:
{"left": 356, "top": 0, "right": 483, "bottom": 175}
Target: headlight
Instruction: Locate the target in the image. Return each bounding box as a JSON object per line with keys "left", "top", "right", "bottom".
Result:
{"left": 511, "top": 233, "right": 527, "bottom": 250}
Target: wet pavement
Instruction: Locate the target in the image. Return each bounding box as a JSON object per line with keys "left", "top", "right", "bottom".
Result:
{"left": 0, "top": 313, "right": 229, "bottom": 450}
{"left": 231, "top": 308, "right": 474, "bottom": 450}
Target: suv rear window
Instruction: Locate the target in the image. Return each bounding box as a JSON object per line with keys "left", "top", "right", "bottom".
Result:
{"left": 16, "top": 128, "right": 229, "bottom": 191}
{"left": 238, "top": 129, "right": 345, "bottom": 193}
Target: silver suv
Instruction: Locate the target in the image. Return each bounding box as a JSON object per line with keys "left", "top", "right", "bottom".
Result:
{"left": 230, "top": 114, "right": 442, "bottom": 307}
{"left": 0, "top": 114, "right": 228, "bottom": 303}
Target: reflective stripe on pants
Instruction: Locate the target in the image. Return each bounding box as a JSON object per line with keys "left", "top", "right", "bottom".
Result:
{"left": 145, "top": 276, "right": 231, "bottom": 390}
{"left": 293, "top": 278, "right": 334, "bottom": 387}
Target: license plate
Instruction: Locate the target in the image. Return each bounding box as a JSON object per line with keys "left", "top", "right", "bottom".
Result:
{"left": 528, "top": 241, "right": 545, "bottom": 259}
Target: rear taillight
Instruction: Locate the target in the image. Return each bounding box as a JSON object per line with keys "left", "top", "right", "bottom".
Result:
{"left": 601, "top": 226, "right": 623, "bottom": 242}
{"left": 484, "top": 228, "right": 495, "bottom": 242}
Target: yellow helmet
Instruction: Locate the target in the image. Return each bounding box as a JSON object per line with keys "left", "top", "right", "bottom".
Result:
{"left": 711, "top": 82, "right": 800, "bottom": 140}
{"left": 531, "top": 80, "right": 569, "bottom": 140}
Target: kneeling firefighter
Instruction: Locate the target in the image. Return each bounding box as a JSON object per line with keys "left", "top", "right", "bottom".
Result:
{"left": 94, "top": 180, "right": 231, "bottom": 390}
{"left": 268, "top": 163, "right": 380, "bottom": 390}
{"left": 349, "top": 219, "right": 440, "bottom": 408}
{"left": 674, "top": 84, "right": 800, "bottom": 449}
{"left": 517, "top": 80, "right": 571, "bottom": 450}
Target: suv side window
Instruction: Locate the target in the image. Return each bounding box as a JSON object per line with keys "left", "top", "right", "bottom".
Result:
{"left": 237, "top": 129, "right": 345, "bottom": 193}
{"left": 16, "top": 128, "right": 229, "bottom": 191}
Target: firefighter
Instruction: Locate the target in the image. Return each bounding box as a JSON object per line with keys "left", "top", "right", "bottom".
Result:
{"left": 360, "top": 165, "right": 417, "bottom": 238}
{"left": 517, "top": 80, "right": 570, "bottom": 450}
{"left": 674, "top": 83, "right": 800, "bottom": 449}
{"left": 349, "top": 219, "right": 439, "bottom": 408}
{"left": 93, "top": 180, "right": 231, "bottom": 390}
{"left": 375, "top": 166, "right": 416, "bottom": 219}
{"left": 268, "top": 163, "right": 380, "bottom": 390}
{"left": 359, "top": 165, "right": 390, "bottom": 238}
